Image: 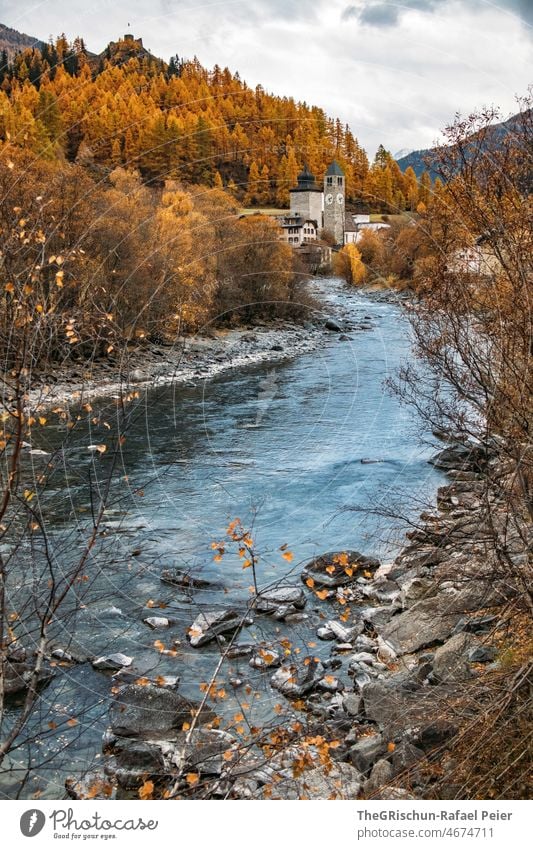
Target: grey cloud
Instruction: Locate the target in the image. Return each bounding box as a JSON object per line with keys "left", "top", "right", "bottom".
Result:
{"left": 360, "top": 4, "right": 400, "bottom": 27}
{"left": 341, "top": 0, "right": 533, "bottom": 28}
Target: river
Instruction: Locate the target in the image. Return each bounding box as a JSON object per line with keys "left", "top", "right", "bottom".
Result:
{"left": 2, "top": 279, "right": 445, "bottom": 799}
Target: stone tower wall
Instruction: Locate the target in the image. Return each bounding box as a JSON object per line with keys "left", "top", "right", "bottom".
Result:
{"left": 323, "top": 175, "right": 345, "bottom": 245}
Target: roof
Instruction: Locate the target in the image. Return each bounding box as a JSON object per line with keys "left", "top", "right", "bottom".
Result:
{"left": 344, "top": 215, "right": 358, "bottom": 232}
{"left": 326, "top": 160, "right": 344, "bottom": 177}
{"left": 291, "top": 164, "right": 321, "bottom": 192}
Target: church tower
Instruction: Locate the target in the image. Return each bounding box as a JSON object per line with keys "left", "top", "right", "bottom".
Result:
{"left": 289, "top": 165, "right": 323, "bottom": 225}
{"left": 323, "top": 160, "right": 345, "bottom": 245}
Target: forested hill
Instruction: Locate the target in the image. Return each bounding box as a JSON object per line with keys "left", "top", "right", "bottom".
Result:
{"left": 0, "top": 22, "right": 44, "bottom": 58}
{"left": 0, "top": 25, "right": 430, "bottom": 211}
{"left": 396, "top": 109, "right": 530, "bottom": 178}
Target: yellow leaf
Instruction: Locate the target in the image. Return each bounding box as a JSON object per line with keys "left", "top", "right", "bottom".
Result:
{"left": 242, "top": 559, "right": 252, "bottom": 569}
{"left": 325, "top": 565, "right": 335, "bottom": 574}
{"left": 387, "top": 741, "right": 396, "bottom": 752}
{"left": 213, "top": 554, "right": 223, "bottom": 563}
{"left": 5, "top": 282, "right": 14, "bottom": 294}
{"left": 223, "top": 750, "right": 234, "bottom": 761}
{"left": 38, "top": 416, "right": 47, "bottom": 425}
{"left": 182, "top": 722, "right": 191, "bottom": 731}
{"left": 186, "top": 773, "right": 199, "bottom": 786}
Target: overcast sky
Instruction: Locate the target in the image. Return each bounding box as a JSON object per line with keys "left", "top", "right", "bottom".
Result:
{"left": 0, "top": 0, "right": 531, "bottom": 156}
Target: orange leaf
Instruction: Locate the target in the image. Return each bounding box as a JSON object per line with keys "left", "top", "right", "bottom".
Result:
{"left": 387, "top": 741, "right": 396, "bottom": 752}
{"left": 315, "top": 589, "right": 329, "bottom": 600}
{"left": 282, "top": 551, "right": 293, "bottom": 562}
{"left": 186, "top": 773, "right": 199, "bottom": 786}
{"left": 139, "top": 779, "right": 154, "bottom": 800}
{"left": 305, "top": 577, "right": 315, "bottom": 589}
{"left": 66, "top": 718, "right": 78, "bottom": 727}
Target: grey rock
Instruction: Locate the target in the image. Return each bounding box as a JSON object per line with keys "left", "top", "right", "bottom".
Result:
{"left": 4, "top": 659, "right": 54, "bottom": 695}
{"left": 268, "top": 762, "right": 361, "bottom": 799}
{"left": 364, "top": 758, "right": 393, "bottom": 796}
{"left": 143, "top": 616, "right": 171, "bottom": 629}
{"left": 187, "top": 608, "right": 242, "bottom": 647}
{"left": 348, "top": 734, "right": 387, "bottom": 774}
{"left": 325, "top": 318, "right": 343, "bottom": 332}
{"left": 391, "top": 741, "right": 425, "bottom": 776}
{"left": 432, "top": 632, "right": 474, "bottom": 683}
{"left": 302, "top": 550, "right": 380, "bottom": 589}
{"left": 270, "top": 656, "right": 324, "bottom": 698}
{"left": 92, "top": 653, "right": 133, "bottom": 671}
{"left": 109, "top": 684, "right": 212, "bottom": 738}
{"left": 256, "top": 586, "right": 306, "bottom": 613}
{"left": 249, "top": 647, "right": 281, "bottom": 670}
{"left": 342, "top": 693, "right": 363, "bottom": 716}
{"left": 317, "top": 675, "right": 343, "bottom": 693}
{"left": 379, "top": 595, "right": 465, "bottom": 654}
{"left": 468, "top": 645, "right": 497, "bottom": 663}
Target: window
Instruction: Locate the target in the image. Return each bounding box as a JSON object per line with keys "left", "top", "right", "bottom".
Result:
{"left": 326, "top": 177, "right": 333, "bottom": 186}
{"left": 337, "top": 176, "right": 343, "bottom": 186}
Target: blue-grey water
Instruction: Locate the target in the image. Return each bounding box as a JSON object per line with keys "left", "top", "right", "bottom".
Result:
{"left": 2, "top": 280, "right": 445, "bottom": 799}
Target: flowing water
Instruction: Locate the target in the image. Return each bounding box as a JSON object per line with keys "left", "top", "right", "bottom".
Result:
{"left": 2, "top": 279, "right": 445, "bottom": 798}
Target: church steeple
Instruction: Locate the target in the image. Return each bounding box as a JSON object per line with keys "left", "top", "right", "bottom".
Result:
{"left": 323, "top": 160, "right": 345, "bottom": 245}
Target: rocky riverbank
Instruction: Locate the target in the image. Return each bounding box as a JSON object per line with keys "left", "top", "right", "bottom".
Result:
{"left": 25, "top": 280, "right": 401, "bottom": 412}
{"left": 61, "top": 437, "right": 523, "bottom": 800}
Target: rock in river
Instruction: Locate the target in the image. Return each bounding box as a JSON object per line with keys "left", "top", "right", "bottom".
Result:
{"left": 302, "top": 550, "right": 380, "bottom": 589}
{"left": 92, "top": 652, "right": 133, "bottom": 671}
{"left": 270, "top": 656, "right": 324, "bottom": 698}
{"left": 109, "top": 683, "right": 213, "bottom": 738}
{"left": 187, "top": 608, "right": 243, "bottom": 647}
{"left": 255, "top": 585, "right": 306, "bottom": 613}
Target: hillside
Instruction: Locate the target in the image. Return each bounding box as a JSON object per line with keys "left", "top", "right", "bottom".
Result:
{"left": 0, "top": 22, "right": 43, "bottom": 58}
{"left": 396, "top": 109, "right": 531, "bottom": 178}
{"left": 0, "top": 24, "right": 432, "bottom": 212}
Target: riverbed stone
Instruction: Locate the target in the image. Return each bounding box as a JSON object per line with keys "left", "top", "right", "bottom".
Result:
{"left": 255, "top": 586, "right": 306, "bottom": 613}
{"left": 270, "top": 656, "right": 324, "bottom": 698}
{"left": 109, "top": 683, "right": 212, "bottom": 738}
{"left": 302, "top": 550, "right": 380, "bottom": 589}
{"left": 92, "top": 652, "right": 133, "bottom": 671}
{"left": 143, "top": 616, "right": 171, "bottom": 629}
{"left": 187, "top": 608, "right": 243, "bottom": 647}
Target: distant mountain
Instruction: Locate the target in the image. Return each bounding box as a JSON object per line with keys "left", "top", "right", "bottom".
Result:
{"left": 396, "top": 110, "right": 530, "bottom": 178}
{"left": 393, "top": 147, "right": 413, "bottom": 161}
{"left": 0, "top": 22, "right": 44, "bottom": 57}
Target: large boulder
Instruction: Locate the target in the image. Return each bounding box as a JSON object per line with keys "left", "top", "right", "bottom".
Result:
{"left": 4, "top": 658, "right": 54, "bottom": 696}
{"left": 379, "top": 595, "right": 464, "bottom": 655}
{"left": 302, "top": 550, "right": 380, "bottom": 589}
{"left": 109, "top": 684, "right": 213, "bottom": 738}
{"left": 431, "top": 632, "right": 474, "bottom": 683}
{"left": 187, "top": 608, "right": 243, "bottom": 647}
{"left": 348, "top": 734, "right": 387, "bottom": 774}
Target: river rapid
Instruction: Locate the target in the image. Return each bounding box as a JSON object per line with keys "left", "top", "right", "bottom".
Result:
{"left": 2, "top": 278, "right": 445, "bottom": 799}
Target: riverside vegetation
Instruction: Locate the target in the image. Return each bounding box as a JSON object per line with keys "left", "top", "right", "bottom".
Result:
{"left": 0, "top": 26, "right": 531, "bottom": 801}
